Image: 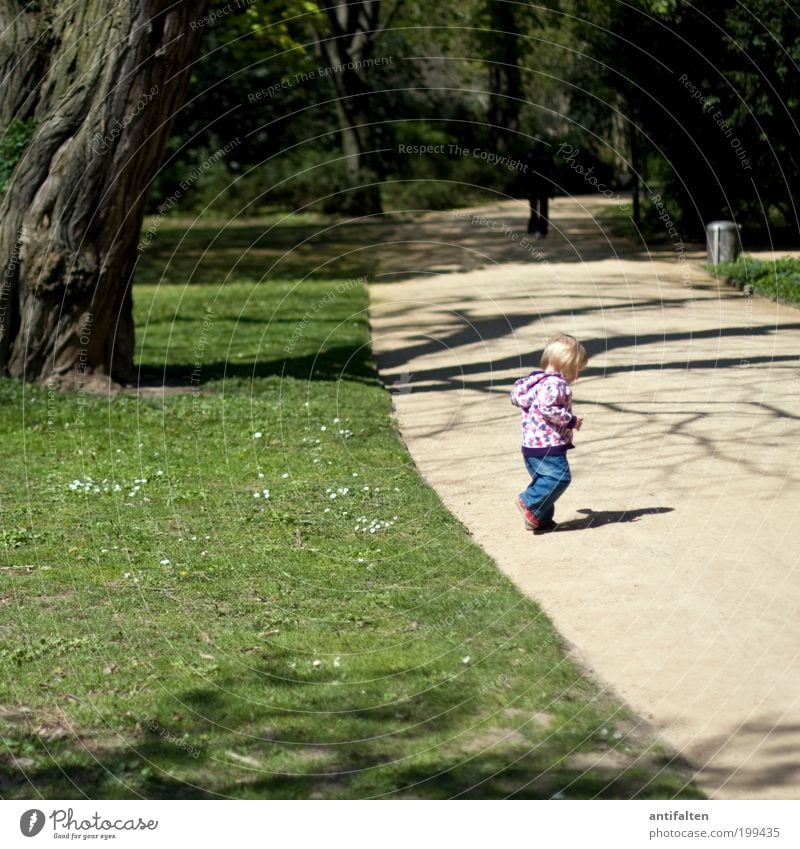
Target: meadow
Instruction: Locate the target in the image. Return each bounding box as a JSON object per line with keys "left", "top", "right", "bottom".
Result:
{"left": 0, "top": 220, "right": 701, "bottom": 799}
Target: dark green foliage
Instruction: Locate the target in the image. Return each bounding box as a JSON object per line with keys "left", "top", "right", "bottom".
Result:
{"left": 152, "top": 2, "right": 559, "bottom": 215}
{"left": 0, "top": 118, "right": 36, "bottom": 192}
{"left": 147, "top": 1, "right": 799, "bottom": 230}
{"left": 571, "top": 0, "right": 800, "bottom": 239}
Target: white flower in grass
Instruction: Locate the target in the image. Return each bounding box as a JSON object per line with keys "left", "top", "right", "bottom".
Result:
{"left": 462, "top": 656, "right": 471, "bottom": 664}
{"left": 282, "top": 472, "right": 289, "bottom": 478}
{"left": 353, "top": 515, "right": 396, "bottom": 534}
{"left": 312, "top": 659, "right": 321, "bottom": 667}
{"left": 333, "top": 657, "right": 341, "bottom": 668}
{"left": 160, "top": 558, "right": 171, "bottom": 565}
{"left": 254, "top": 432, "right": 262, "bottom": 439}
{"left": 257, "top": 472, "right": 265, "bottom": 479}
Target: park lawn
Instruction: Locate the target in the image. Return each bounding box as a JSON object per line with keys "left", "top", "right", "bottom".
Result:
{"left": 0, "top": 223, "right": 702, "bottom": 800}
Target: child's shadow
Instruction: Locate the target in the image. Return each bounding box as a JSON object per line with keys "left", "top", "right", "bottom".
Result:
{"left": 555, "top": 507, "right": 673, "bottom": 532}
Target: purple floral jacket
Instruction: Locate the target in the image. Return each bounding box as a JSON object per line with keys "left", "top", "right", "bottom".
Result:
{"left": 510, "top": 370, "right": 577, "bottom": 456}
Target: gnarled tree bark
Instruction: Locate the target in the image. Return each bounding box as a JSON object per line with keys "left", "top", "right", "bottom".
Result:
{"left": 0, "top": 0, "right": 209, "bottom": 388}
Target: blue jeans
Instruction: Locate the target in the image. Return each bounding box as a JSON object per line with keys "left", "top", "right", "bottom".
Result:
{"left": 519, "top": 453, "right": 571, "bottom": 523}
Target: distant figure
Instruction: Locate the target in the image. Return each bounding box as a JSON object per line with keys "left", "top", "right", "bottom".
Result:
{"left": 524, "top": 141, "right": 556, "bottom": 237}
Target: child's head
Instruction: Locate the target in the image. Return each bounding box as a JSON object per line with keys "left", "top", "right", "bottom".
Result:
{"left": 540, "top": 333, "right": 588, "bottom": 383}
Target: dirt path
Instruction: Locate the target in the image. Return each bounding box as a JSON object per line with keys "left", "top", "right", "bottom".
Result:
{"left": 369, "top": 196, "right": 800, "bottom": 799}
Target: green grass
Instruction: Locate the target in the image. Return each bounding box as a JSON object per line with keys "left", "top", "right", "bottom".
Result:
{"left": 0, "top": 223, "right": 702, "bottom": 799}
{"left": 0, "top": 118, "right": 37, "bottom": 193}
{"left": 711, "top": 254, "right": 800, "bottom": 305}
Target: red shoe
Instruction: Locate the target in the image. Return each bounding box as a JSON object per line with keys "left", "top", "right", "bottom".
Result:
{"left": 516, "top": 498, "right": 539, "bottom": 530}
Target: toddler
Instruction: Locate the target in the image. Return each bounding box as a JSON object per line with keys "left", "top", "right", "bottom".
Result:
{"left": 510, "top": 333, "right": 588, "bottom": 533}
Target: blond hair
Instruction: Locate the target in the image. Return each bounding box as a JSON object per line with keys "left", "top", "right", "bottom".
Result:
{"left": 540, "top": 333, "right": 588, "bottom": 383}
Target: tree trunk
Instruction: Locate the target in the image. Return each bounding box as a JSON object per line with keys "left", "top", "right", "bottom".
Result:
{"left": 317, "top": 0, "right": 388, "bottom": 216}
{"left": 485, "top": 1, "right": 523, "bottom": 151}
{"left": 0, "top": 0, "right": 209, "bottom": 388}
{"left": 629, "top": 123, "right": 641, "bottom": 229}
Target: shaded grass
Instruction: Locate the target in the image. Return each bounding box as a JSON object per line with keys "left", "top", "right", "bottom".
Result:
{"left": 0, "top": 223, "right": 702, "bottom": 800}
{"left": 133, "top": 215, "right": 392, "bottom": 286}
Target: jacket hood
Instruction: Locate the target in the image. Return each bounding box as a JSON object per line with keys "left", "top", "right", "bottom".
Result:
{"left": 517, "top": 370, "right": 555, "bottom": 391}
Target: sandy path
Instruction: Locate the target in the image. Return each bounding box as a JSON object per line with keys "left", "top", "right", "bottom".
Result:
{"left": 369, "top": 196, "right": 800, "bottom": 799}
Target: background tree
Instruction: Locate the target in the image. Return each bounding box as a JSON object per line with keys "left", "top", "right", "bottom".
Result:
{"left": 480, "top": 0, "right": 524, "bottom": 151}
{"left": 313, "top": 0, "right": 404, "bottom": 215}
{"left": 149, "top": 1, "right": 322, "bottom": 212}
{"left": 569, "top": 0, "right": 800, "bottom": 238}
{"left": 0, "top": 0, "right": 209, "bottom": 387}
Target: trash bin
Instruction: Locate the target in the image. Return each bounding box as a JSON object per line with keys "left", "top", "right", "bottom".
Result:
{"left": 706, "top": 220, "right": 741, "bottom": 264}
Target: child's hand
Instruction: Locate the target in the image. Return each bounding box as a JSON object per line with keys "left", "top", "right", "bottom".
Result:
{"left": 574, "top": 416, "right": 584, "bottom": 431}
